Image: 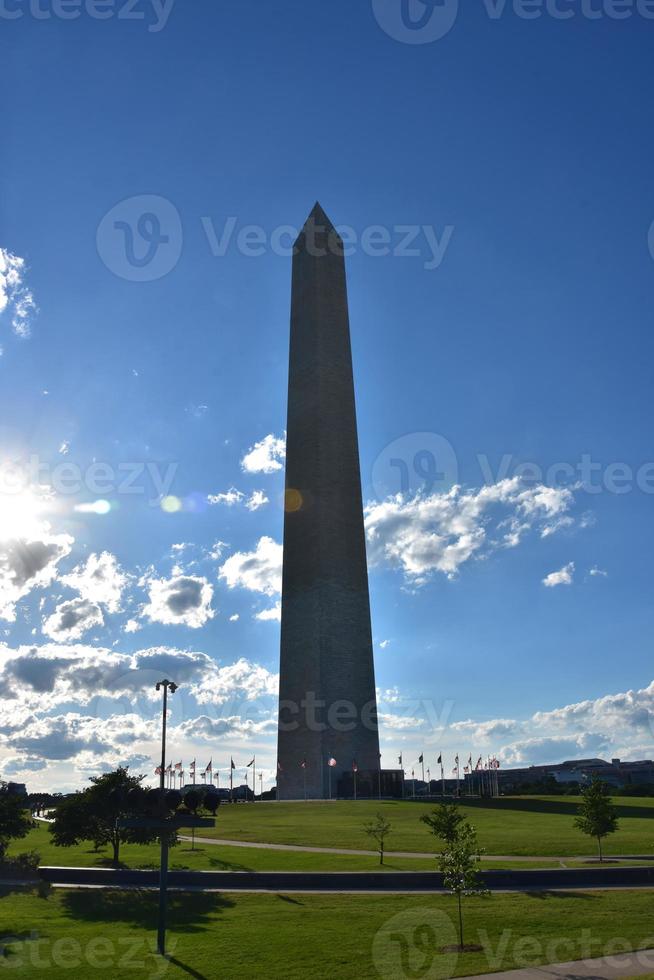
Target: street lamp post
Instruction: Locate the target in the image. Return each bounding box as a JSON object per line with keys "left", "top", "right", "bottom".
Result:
{"left": 155, "top": 679, "right": 177, "bottom": 956}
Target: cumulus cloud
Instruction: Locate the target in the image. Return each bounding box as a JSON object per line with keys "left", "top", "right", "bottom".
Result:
{"left": 219, "top": 536, "right": 282, "bottom": 597}
{"left": 0, "top": 522, "right": 73, "bottom": 621}
{"left": 0, "top": 247, "right": 37, "bottom": 339}
{"left": 365, "top": 478, "right": 575, "bottom": 584}
{"left": 208, "top": 488, "right": 269, "bottom": 511}
{"left": 174, "top": 713, "right": 277, "bottom": 742}
{"left": 143, "top": 574, "right": 214, "bottom": 628}
{"left": 61, "top": 552, "right": 128, "bottom": 613}
{"left": 255, "top": 602, "right": 281, "bottom": 622}
{"left": 42, "top": 598, "right": 104, "bottom": 641}
{"left": 240, "top": 433, "right": 286, "bottom": 474}
{"left": 590, "top": 566, "right": 608, "bottom": 578}
{"left": 543, "top": 562, "right": 575, "bottom": 588}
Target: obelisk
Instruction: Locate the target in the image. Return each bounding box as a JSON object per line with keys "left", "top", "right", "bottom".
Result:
{"left": 276, "top": 203, "right": 380, "bottom": 800}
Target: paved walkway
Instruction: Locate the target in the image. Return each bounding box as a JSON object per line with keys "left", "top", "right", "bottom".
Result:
{"left": 465, "top": 948, "right": 654, "bottom": 980}
{"left": 178, "top": 836, "right": 654, "bottom": 864}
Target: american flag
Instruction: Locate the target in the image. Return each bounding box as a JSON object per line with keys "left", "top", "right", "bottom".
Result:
{"left": 190, "top": 760, "right": 196, "bottom": 771}
{"left": 204, "top": 759, "right": 212, "bottom": 774}
{"left": 174, "top": 761, "right": 182, "bottom": 771}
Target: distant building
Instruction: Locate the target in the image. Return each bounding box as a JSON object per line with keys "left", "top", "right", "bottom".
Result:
{"left": 491, "top": 758, "right": 654, "bottom": 792}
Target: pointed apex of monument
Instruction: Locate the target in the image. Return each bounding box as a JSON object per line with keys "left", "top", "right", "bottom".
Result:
{"left": 304, "top": 201, "right": 335, "bottom": 230}
{"left": 295, "top": 202, "right": 342, "bottom": 253}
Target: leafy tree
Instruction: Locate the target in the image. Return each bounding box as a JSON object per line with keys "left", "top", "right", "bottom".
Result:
{"left": 439, "top": 822, "right": 489, "bottom": 951}
{"left": 574, "top": 776, "right": 619, "bottom": 862}
{"left": 0, "top": 785, "right": 33, "bottom": 860}
{"left": 50, "top": 767, "right": 164, "bottom": 866}
{"left": 421, "top": 801, "right": 465, "bottom": 847}
{"left": 363, "top": 812, "right": 392, "bottom": 865}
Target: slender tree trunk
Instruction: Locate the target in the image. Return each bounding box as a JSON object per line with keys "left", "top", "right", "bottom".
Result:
{"left": 598, "top": 836, "right": 603, "bottom": 863}
{"left": 112, "top": 835, "right": 120, "bottom": 866}
{"left": 457, "top": 892, "right": 464, "bottom": 950}
{"left": 380, "top": 842, "right": 384, "bottom": 866}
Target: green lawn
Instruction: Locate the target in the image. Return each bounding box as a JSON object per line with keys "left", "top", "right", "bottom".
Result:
{"left": 2, "top": 887, "right": 654, "bottom": 978}
{"left": 7, "top": 824, "right": 567, "bottom": 872}
{"left": 179, "top": 796, "right": 654, "bottom": 856}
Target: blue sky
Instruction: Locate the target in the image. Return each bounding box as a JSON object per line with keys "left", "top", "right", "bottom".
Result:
{"left": 1, "top": 0, "right": 654, "bottom": 791}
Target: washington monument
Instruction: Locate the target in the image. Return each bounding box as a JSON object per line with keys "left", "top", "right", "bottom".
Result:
{"left": 276, "top": 203, "right": 380, "bottom": 800}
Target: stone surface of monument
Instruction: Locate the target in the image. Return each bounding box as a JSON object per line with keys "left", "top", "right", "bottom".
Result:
{"left": 276, "top": 203, "right": 381, "bottom": 800}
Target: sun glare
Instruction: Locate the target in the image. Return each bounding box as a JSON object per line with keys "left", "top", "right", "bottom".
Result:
{"left": 0, "top": 490, "right": 50, "bottom": 541}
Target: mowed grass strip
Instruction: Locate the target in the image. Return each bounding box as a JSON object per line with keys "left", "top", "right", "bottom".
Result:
{"left": 2, "top": 887, "right": 654, "bottom": 978}
{"left": 7, "top": 824, "right": 566, "bottom": 872}
{"left": 191, "top": 796, "right": 654, "bottom": 856}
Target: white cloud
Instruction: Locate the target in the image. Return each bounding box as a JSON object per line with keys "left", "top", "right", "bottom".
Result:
{"left": 219, "top": 536, "right": 282, "bottom": 597}
{"left": 58, "top": 441, "right": 70, "bottom": 456}
{"left": 229, "top": 613, "right": 239, "bottom": 622}
{"left": 0, "top": 506, "right": 73, "bottom": 621}
{"left": 365, "top": 478, "right": 576, "bottom": 584}
{"left": 246, "top": 490, "right": 269, "bottom": 511}
{"left": 42, "top": 598, "right": 104, "bottom": 641}
{"left": 208, "top": 488, "right": 269, "bottom": 511}
{"left": 543, "top": 562, "right": 575, "bottom": 588}
{"left": 208, "top": 488, "right": 244, "bottom": 507}
{"left": 255, "top": 603, "right": 281, "bottom": 622}
{"left": 124, "top": 619, "right": 141, "bottom": 633}
{"left": 0, "top": 248, "right": 37, "bottom": 339}
{"left": 379, "top": 639, "right": 391, "bottom": 649}
{"left": 240, "top": 433, "right": 286, "bottom": 474}
{"left": 143, "top": 575, "right": 214, "bottom": 628}
{"left": 590, "top": 566, "right": 608, "bottom": 578}
{"left": 61, "top": 552, "right": 128, "bottom": 613}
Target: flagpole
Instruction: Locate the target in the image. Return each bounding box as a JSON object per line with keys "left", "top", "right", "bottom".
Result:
{"left": 441, "top": 757, "right": 445, "bottom": 798}
{"left": 328, "top": 760, "right": 332, "bottom": 801}
{"left": 230, "top": 762, "right": 233, "bottom": 803}
{"left": 253, "top": 756, "right": 256, "bottom": 803}
{"left": 353, "top": 764, "right": 357, "bottom": 801}
{"left": 421, "top": 756, "right": 425, "bottom": 785}
{"left": 303, "top": 765, "right": 307, "bottom": 802}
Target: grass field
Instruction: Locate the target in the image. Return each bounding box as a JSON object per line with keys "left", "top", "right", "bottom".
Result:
{"left": 181, "top": 796, "right": 654, "bottom": 856}
{"left": 2, "top": 887, "right": 654, "bottom": 978}
{"left": 7, "top": 824, "right": 569, "bottom": 872}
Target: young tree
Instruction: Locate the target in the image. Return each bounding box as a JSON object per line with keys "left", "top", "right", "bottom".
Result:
{"left": 50, "top": 767, "right": 161, "bottom": 866}
{"left": 421, "top": 801, "right": 465, "bottom": 847}
{"left": 363, "top": 812, "right": 392, "bottom": 865}
{"left": 439, "top": 823, "right": 488, "bottom": 951}
{"left": 0, "top": 785, "right": 33, "bottom": 860}
{"left": 574, "top": 776, "right": 619, "bottom": 862}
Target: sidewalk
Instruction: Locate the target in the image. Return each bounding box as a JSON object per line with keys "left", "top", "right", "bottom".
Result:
{"left": 465, "top": 949, "right": 654, "bottom": 980}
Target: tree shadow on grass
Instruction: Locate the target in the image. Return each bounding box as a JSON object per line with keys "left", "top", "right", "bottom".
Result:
{"left": 60, "top": 889, "right": 233, "bottom": 932}
{"left": 524, "top": 890, "right": 599, "bottom": 900}
{"left": 207, "top": 855, "right": 254, "bottom": 872}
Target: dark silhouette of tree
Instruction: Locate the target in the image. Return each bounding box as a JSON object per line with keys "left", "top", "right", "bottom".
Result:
{"left": 421, "top": 801, "right": 465, "bottom": 846}
{"left": 50, "top": 768, "right": 162, "bottom": 866}
{"left": 363, "top": 812, "right": 392, "bottom": 865}
{"left": 0, "top": 784, "right": 33, "bottom": 859}
{"left": 574, "top": 776, "right": 619, "bottom": 862}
